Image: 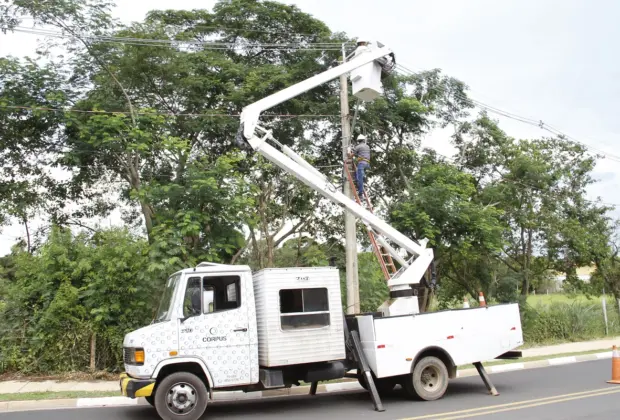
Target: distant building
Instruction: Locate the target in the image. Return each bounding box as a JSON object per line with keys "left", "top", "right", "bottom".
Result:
{"left": 551, "top": 265, "right": 596, "bottom": 292}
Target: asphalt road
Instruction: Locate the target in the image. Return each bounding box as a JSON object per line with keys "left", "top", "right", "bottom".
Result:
{"left": 2, "top": 359, "right": 619, "bottom": 420}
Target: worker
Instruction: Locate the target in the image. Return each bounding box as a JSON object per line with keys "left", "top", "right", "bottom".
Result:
{"left": 353, "top": 134, "right": 370, "bottom": 197}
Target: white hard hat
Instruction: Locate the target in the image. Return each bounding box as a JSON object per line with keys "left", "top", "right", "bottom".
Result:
{"left": 357, "top": 134, "right": 366, "bottom": 142}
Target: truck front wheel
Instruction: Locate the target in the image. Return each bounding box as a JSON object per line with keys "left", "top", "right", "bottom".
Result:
{"left": 404, "top": 356, "right": 449, "bottom": 401}
{"left": 154, "top": 372, "right": 208, "bottom": 420}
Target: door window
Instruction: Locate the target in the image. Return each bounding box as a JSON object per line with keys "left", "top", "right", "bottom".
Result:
{"left": 202, "top": 275, "right": 241, "bottom": 314}
{"left": 183, "top": 277, "right": 202, "bottom": 318}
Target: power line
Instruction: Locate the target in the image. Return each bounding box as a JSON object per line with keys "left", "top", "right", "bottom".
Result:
{"left": 359, "top": 120, "right": 620, "bottom": 208}
{"left": 0, "top": 104, "right": 338, "bottom": 119}
{"left": 13, "top": 24, "right": 617, "bottom": 163}
{"left": 158, "top": 23, "right": 328, "bottom": 38}
{"left": 11, "top": 18, "right": 330, "bottom": 38}
{"left": 393, "top": 63, "right": 620, "bottom": 164}
{"left": 11, "top": 26, "right": 350, "bottom": 51}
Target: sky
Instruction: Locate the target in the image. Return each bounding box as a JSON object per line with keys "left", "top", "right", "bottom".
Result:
{"left": 1, "top": 0, "right": 619, "bottom": 255}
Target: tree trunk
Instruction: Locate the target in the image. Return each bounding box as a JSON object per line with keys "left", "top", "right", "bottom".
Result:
{"left": 250, "top": 229, "right": 262, "bottom": 268}
{"left": 139, "top": 201, "right": 155, "bottom": 240}
{"left": 175, "top": 151, "right": 189, "bottom": 183}
{"left": 126, "top": 161, "right": 155, "bottom": 242}
{"left": 90, "top": 333, "right": 96, "bottom": 372}
{"left": 519, "top": 226, "right": 527, "bottom": 295}
{"left": 296, "top": 234, "right": 302, "bottom": 267}
{"left": 520, "top": 228, "right": 533, "bottom": 296}
{"left": 23, "top": 216, "right": 31, "bottom": 254}
{"left": 266, "top": 236, "right": 275, "bottom": 268}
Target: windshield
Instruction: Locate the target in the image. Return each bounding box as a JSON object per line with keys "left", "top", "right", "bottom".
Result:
{"left": 154, "top": 274, "right": 180, "bottom": 323}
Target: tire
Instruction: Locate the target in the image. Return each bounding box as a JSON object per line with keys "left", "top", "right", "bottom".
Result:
{"left": 357, "top": 371, "right": 397, "bottom": 396}
{"left": 154, "top": 372, "right": 208, "bottom": 420}
{"left": 145, "top": 395, "right": 155, "bottom": 407}
{"left": 404, "top": 356, "right": 449, "bottom": 401}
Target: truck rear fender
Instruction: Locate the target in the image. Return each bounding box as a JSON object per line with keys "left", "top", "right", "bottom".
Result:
{"left": 152, "top": 357, "right": 214, "bottom": 389}
{"left": 412, "top": 346, "right": 457, "bottom": 379}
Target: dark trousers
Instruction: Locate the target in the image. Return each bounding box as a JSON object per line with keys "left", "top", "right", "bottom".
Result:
{"left": 356, "top": 161, "right": 369, "bottom": 196}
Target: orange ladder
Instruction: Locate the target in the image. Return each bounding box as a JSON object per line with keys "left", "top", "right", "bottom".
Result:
{"left": 344, "top": 156, "right": 398, "bottom": 281}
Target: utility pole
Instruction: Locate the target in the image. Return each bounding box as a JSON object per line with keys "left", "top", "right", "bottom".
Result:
{"left": 340, "top": 44, "right": 360, "bottom": 315}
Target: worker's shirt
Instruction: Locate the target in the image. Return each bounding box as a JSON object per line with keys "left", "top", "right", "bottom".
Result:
{"left": 354, "top": 143, "right": 370, "bottom": 162}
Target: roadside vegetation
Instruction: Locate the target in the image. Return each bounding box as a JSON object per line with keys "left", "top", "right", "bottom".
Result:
{"left": 0, "top": 391, "right": 118, "bottom": 402}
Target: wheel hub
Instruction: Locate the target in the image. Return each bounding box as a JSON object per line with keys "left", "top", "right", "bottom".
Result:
{"left": 420, "top": 365, "right": 440, "bottom": 392}
{"left": 166, "top": 382, "right": 198, "bottom": 415}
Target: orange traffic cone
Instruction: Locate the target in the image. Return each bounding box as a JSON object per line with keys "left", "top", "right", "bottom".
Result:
{"left": 607, "top": 345, "right": 620, "bottom": 384}
{"left": 478, "top": 291, "right": 486, "bottom": 307}
{"left": 463, "top": 297, "right": 470, "bottom": 309}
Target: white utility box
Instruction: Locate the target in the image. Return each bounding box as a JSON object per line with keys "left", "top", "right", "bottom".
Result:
{"left": 350, "top": 42, "right": 383, "bottom": 102}
{"left": 252, "top": 267, "right": 345, "bottom": 367}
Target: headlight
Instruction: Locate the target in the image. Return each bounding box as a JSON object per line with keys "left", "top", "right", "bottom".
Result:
{"left": 123, "top": 347, "right": 145, "bottom": 366}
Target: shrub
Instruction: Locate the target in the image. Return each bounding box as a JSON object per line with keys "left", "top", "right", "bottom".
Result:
{"left": 520, "top": 296, "right": 620, "bottom": 345}
{"left": 0, "top": 227, "right": 162, "bottom": 374}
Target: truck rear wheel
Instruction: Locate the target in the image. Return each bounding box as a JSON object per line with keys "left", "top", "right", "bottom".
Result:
{"left": 404, "top": 356, "right": 448, "bottom": 401}
{"left": 154, "top": 372, "right": 208, "bottom": 420}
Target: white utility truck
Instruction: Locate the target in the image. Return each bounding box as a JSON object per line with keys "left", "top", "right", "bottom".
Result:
{"left": 119, "top": 41, "right": 524, "bottom": 420}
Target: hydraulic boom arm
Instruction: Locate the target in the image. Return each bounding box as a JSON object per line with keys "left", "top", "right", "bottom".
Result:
{"left": 236, "top": 41, "right": 434, "bottom": 315}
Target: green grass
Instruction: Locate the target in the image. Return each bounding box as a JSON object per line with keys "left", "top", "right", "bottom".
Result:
{"left": 0, "top": 391, "right": 118, "bottom": 402}
{"left": 527, "top": 293, "right": 617, "bottom": 306}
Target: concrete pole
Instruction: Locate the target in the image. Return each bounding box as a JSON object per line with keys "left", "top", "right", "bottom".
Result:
{"left": 340, "top": 44, "right": 360, "bottom": 315}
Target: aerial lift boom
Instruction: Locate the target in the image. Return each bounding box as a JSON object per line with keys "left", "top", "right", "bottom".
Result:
{"left": 236, "top": 41, "right": 434, "bottom": 316}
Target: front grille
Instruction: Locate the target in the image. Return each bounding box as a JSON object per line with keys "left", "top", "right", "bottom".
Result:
{"left": 123, "top": 348, "right": 132, "bottom": 365}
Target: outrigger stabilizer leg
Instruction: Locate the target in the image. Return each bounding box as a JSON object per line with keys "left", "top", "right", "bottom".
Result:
{"left": 343, "top": 314, "right": 385, "bottom": 411}
{"left": 351, "top": 330, "right": 385, "bottom": 411}
{"left": 309, "top": 381, "right": 318, "bottom": 395}
{"left": 473, "top": 362, "right": 499, "bottom": 396}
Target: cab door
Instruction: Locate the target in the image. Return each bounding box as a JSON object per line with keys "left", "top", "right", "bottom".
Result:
{"left": 178, "top": 273, "right": 251, "bottom": 387}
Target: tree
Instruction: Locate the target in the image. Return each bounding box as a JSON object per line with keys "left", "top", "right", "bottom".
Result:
{"left": 45, "top": 1, "right": 348, "bottom": 262}
{"left": 454, "top": 113, "right": 612, "bottom": 296}
{"left": 389, "top": 150, "right": 505, "bottom": 301}
{"left": 591, "top": 220, "right": 620, "bottom": 305}
{"left": 0, "top": 57, "right": 71, "bottom": 248}
{"left": 272, "top": 236, "right": 329, "bottom": 268}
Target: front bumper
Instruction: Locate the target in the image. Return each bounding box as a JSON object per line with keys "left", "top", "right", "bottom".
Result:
{"left": 119, "top": 373, "right": 156, "bottom": 399}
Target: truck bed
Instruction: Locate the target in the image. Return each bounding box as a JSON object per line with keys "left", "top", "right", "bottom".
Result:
{"left": 352, "top": 303, "right": 523, "bottom": 378}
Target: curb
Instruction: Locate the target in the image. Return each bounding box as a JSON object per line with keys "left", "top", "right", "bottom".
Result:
{"left": 0, "top": 351, "right": 613, "bottom": 413}
{"left": 455, "top": 350, "right": 611, "bottom": 377}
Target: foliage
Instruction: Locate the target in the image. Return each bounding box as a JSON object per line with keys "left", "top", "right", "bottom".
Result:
{"left": 451, "top": 113, "right": 613, "bottom": 297}
{"left": 0, "top": 57, "right": 70, "bottom": 247}
{"left": 0, "top": 227, "right": 158, "bottom": 373}
{"left": 356, "top": 253, "right": 390, "bottom": 313}
{"left": 271, "top": 237, "right": 330, "bottom": 268}
{"left": 390, "top": 150, "right": 505, "bottom": 300}
{"left": 520, "top": 298, "right": 620, "bottom": 345}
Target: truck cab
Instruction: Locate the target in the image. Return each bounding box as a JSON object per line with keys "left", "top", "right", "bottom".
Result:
{"left": 122, "top": 263, "right": 259, "bottom": 392}
{"left": 120, "top": 263, "right": 349, "bottom": 420}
